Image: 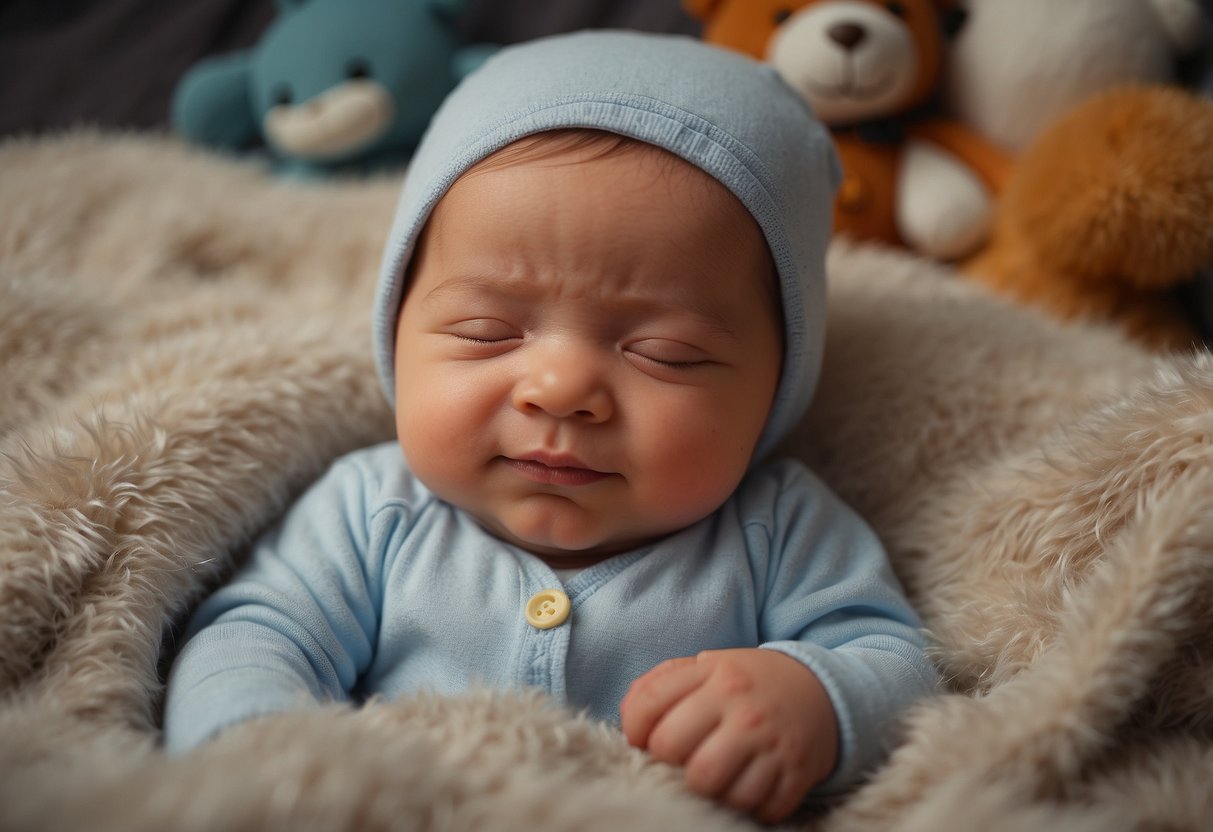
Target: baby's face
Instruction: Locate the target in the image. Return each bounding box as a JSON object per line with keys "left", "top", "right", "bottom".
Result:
{"left": 394, "top": 136, "right": 782, "bottom": 565}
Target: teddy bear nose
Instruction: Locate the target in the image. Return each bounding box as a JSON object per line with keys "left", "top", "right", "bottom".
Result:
{"left": 828, "top": 22, "right": 867, "bottom": 51}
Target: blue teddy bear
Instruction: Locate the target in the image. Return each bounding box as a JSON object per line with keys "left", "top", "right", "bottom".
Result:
{"left": 172, "top": 0, "right": 493, "bottom": 175}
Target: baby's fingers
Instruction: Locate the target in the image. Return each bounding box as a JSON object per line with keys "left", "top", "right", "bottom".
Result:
{"left": 620, "top": 656, "right": 708, "bottom": 749}
{"left": 721, "top": 753, "right": 781, "bottom": 816}
{"left": 643, "top": 688, "right": 726, "bottom": 766}
{"left": 683, "top": 700, "right": 813, "bottom": 821}
{"left": 682, "top": 709, "right": 767, "bottom": 798}
{"left": 755, "top": 768, "right": 814, "bottom": 826}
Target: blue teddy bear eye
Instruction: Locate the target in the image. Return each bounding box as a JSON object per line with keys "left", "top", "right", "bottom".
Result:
{"left": 273, "top": 85, "right": 294, "bottom": 106}
{"left": 346, "top": 59, "right": 372, "bottom": 80}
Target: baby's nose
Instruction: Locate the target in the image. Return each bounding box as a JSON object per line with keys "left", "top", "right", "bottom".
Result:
{"left": 512, "top": 351, "right": 613, "bottom": 423}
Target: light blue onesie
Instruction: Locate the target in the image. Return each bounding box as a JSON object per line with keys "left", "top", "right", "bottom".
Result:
{"left": 165, "top": 444, "right": 936, "bottom": 792}
{"left": 164, "top": 30, "right": 940, "bottom": 794}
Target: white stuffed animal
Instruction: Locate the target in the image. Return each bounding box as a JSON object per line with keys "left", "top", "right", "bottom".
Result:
{"left": 944, "top": 0, "right": 1206, "bottom": 152}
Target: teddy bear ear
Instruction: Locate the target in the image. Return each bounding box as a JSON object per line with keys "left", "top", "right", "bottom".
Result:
{"left": 940, "top": 8, "right": 968, "bottom": 38}
{"left": 929, "top": 0, "right": 968, "bottom": 37}
{"left": 425, "top": 0, "right": 470, "bottom": 20}
{"left": 682, "top": 0, "right": 727, "bottom": 22}
{"left": 1146, "top": 0, "right": 1208, "bottom": 54}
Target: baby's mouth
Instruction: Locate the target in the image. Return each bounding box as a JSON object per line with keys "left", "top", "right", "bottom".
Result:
{"left": 501, "top": 454, "right": 611, "bottom": 487}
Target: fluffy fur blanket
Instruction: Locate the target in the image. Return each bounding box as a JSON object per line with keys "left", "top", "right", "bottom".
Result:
{"left": 2, "top": 133, "right": 1212, "bottom": 832}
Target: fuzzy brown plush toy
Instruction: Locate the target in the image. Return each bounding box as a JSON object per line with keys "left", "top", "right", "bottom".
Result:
{"left": 963, "top": 85, "right": 1213, "bottom": 351}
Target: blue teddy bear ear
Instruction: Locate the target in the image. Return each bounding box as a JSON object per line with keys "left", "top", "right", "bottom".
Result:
{"left": 275, "top": 0, "right": 466, "bottom": 17}
{"left": 424, "top": 0, "right": 470, "bottom": 21}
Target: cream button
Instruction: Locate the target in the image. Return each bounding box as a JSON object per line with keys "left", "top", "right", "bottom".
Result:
{"left": 525, "top": 589, "right": 571, "bottom": 629}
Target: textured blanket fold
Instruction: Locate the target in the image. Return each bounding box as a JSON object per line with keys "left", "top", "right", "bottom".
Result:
{"left": 1, "top": 133, "right": 1211, "bottom": 831}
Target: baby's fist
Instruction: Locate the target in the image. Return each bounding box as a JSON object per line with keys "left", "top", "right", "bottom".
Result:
{"left": 620, "top": 648, "right": 838, "bottom": 824}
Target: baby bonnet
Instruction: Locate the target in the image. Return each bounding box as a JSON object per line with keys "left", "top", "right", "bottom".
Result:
{"left": 373, "top": 30, "right": 838, "bottom": 459}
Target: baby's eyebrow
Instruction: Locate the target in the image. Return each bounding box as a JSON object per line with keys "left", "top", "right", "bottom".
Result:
{"left": 420, "top": 273, "right": 521, "bottom": 304}
{"left": 418, "top": 274, "right": 546, "bottom": 316}
{"left": 421, "top": 273, "right": 741, "bottom": 338}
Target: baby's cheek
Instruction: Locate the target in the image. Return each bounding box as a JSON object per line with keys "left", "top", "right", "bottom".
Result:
{"left": 644, "top": 420, "right": 752, "bottom": 525}
{"left": 396, "top": 394, "right": 464, "bottom": 470}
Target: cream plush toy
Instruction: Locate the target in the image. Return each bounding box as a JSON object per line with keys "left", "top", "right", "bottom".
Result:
{"left": 944, "top": 0, "right": 1206, "bottom": 152}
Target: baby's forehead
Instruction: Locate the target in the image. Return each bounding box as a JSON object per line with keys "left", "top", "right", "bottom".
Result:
{"left": 420, "top": 128, "right": 781, "bottom": 319}
{"left": 430, "top": 130, "right": 770, "bottom": 252}
{"left": 443, "top": 129, "right": 764, "bottom": 236}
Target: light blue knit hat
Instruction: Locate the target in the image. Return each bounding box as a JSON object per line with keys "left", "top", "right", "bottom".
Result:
{"left": 373, "top": 30, "right": 838, "bottom": 459}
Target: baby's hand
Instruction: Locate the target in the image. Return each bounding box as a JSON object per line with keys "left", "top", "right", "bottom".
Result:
{"left": 620, "top": 648, "right": 838, "bottom": 824}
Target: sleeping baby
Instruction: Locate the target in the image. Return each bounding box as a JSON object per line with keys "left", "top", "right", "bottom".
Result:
{"left": 164, "top": 31, "right": 939, "bottom": 823}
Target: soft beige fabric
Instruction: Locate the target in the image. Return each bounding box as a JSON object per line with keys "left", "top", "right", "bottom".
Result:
{"left": 2, "top": 132, "right": 1211, "bottom": 831}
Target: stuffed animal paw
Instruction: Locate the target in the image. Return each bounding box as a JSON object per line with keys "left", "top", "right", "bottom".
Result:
{"left": 963, "top": 85, "right": 1213, "bottom": 350}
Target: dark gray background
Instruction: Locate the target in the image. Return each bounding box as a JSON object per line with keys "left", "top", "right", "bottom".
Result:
{"left": 0, "top": 0, "right": 697, "bottom": 138}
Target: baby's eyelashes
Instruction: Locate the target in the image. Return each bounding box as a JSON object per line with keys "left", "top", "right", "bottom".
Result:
{"left": 446, "top": 318, "right": 520, "bottom": 344}
{"left": 434, "top": 322, "right": 719, "bottom": 378}
{"left": 624, "top": 339, "right": 712, "bottom": 370}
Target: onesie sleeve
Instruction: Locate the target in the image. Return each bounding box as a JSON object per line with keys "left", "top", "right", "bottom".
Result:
{"left": 163, "top": 450, "right": 398, "bottom": 754}
{"left": 749, "top": 461, "right": 940, "bottom": 794}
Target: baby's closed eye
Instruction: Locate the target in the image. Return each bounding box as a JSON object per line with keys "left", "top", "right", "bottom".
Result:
{"left": 625, "top": 339, "right": 713, "bottom": 368}
{"left": 447, "top": 318, "right": 521, "bottom": 343}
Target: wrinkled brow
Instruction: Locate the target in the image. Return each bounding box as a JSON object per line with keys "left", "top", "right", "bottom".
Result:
{"left": 421, "top": 273, "right": 744, "bottom": 339}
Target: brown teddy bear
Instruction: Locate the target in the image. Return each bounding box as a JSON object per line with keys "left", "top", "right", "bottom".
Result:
{"left": 685, "top": 0, "right": 1011, "bottom": 260}
{"left": 963, "top": 85, "right": 1213, "bottom": 350}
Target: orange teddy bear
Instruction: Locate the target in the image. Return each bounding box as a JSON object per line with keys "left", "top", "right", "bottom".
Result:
{"left": 685, "top": 0, "right": 1011, "bottom": 260}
